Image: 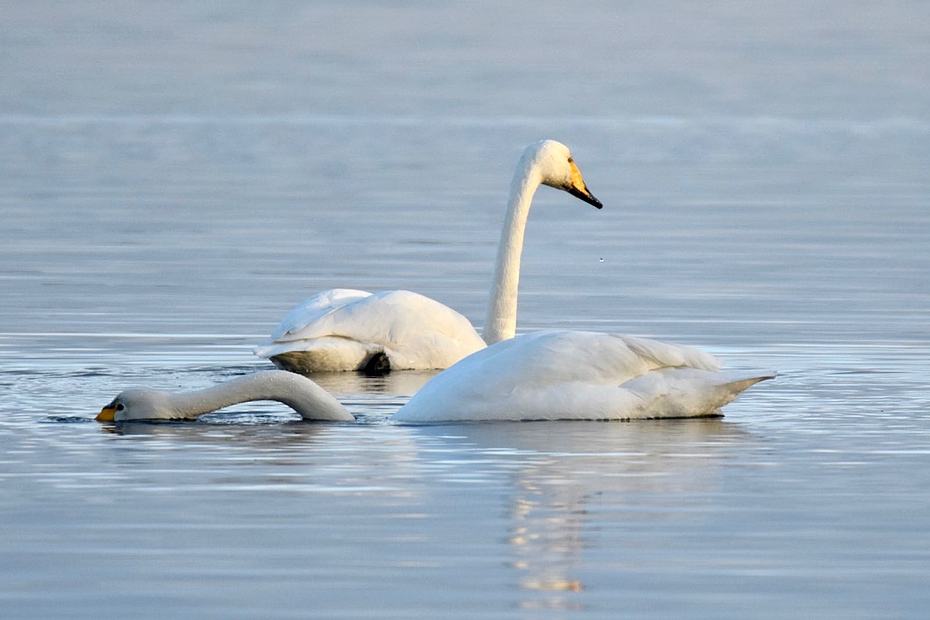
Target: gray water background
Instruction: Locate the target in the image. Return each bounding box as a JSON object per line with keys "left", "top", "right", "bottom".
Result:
{"left": 2, "top": 2, "right": 929, "bottom": 618}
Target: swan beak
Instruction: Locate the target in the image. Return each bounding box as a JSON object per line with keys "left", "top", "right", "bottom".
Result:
{"left": 96, "top": 404, "right": 117, "bottom": 422}
{"left": 568, "top": 160, "right": 602, "bottom": 209}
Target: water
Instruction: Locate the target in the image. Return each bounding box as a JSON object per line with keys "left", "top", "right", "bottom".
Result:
{"left": 2, "top": 2, "right": 930, "bottom": 618}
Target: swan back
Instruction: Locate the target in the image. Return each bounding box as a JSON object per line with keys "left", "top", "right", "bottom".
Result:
{"left": 268, "top": 288, "right": 372, "bottom": 341}
{"left": 393, "top": 330, "right": 771, "bottom": 423}
{"left": 256, "top": 290, "right": 486, "bottom": 371}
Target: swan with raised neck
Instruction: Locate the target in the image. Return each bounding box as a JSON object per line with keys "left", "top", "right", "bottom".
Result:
{"left": 483, "top": 139, "right": 601, "bottom": 344}
{"left": 254, "top": 139, "right": 600, "bottom": 373}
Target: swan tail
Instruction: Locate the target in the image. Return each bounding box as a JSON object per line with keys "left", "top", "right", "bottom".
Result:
{"left": 621, "top": 368, "right": 775, "bottom": 419}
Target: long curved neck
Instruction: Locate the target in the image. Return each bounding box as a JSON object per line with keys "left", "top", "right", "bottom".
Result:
{"left": 483, "top": 158, "right": 543, "bottom": 344}
{"left": 168, "top": 371, "right": 354, "bottom": 421}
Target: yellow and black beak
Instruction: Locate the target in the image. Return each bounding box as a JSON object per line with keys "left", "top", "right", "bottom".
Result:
{"left": 96, "top": 400, "right": 118, "bottom": 422}
{"left": 567, "top": 160, "right": 602, "bottom": 209}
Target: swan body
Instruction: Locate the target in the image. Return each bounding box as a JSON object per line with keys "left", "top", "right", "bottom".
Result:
{"left": 253, "top": 289, "right": 486, "bottom": 373}
{"left": 256, "top": 140, "right": 601, "bottom": 373}
{"left": 392, "top": 330, "right": 774, "bottom": 423}
{"left": 95, "top": 370, "right": 355, "bottom": 422}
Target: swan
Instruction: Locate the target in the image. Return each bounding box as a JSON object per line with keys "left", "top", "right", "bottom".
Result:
{"left": 95, "top": 370, "right": 355, "bottom": 422}
{"left": 254, "top": 140, "right": 602, "bottom": 373}
{"left": 392, "top": 330, "right": 774, "bottom": 423}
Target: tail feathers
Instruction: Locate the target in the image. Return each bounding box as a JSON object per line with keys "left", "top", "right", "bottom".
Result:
{"left": 706, "top": 371, "right": 775, "bottom": 410}
{"left": 621, "top": 368, "right": 775, "bottom": 418}
{"left": 712, "top": 367, "right": 775, "bottom": 385}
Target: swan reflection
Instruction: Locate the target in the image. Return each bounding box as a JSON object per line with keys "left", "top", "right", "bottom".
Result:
{"left": 413, "top": 419, "right": 746, "bottom": 609}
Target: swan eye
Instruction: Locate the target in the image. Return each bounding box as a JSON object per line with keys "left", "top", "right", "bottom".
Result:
{"left": 116, "top": 404, "right": 124, "bottom": 411}
{"left": 567, "top": 156, "right": 574, "bottom": 164}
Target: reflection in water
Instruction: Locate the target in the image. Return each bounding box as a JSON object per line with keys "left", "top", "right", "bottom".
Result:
{"left": 84, "top": 418, "right": 428, "bottom": 500}
{"left": 415, "top": 420, "right": 745, "bottom": 611}
{"left": 509, "top": 466, "right": 586, "bottom": 611}
{"left": 96, "top": 418, "right": 337, "bottom": 442}
{"left": 306, "top": 369, "right": 437, "bottom": 399}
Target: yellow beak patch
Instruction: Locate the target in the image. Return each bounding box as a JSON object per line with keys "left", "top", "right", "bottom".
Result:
{"left": 96, "top": 406, "right": 117, "bottom": 422}
{"left": 569, "top": 160, "right": 586, "bottom": 192}
{"left": 566, "top": 159, "right": 602, "bottom": 208}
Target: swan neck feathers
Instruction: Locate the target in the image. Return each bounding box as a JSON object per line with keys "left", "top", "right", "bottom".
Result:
{"left": 106, "top": 371, "right": 354, "bottom": 421}
{"left": 483, "top": 146, "right": 544, "bottom": 344}
{"left": 482, "top": 140, "right": 598, "bottom": 344}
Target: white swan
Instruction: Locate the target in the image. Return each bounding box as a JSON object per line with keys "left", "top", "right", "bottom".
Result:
{"left": 254, "top": 140, "right": 602, "bottom": 373}
{"left": 392, "top": 330, "right": 774, "bottom": 423}
{"left": 95, "top": 370, "right": 354, "bottom": 422}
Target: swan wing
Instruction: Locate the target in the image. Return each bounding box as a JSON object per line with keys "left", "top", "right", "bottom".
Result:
{"left": 357, "top": 291, "right": 486, "bottom": 369}
{"left": 267, "top": 288, "right": 373, "bottom": 341}
{"left": 393, "top": 330, "right": 772, "bottom": 422}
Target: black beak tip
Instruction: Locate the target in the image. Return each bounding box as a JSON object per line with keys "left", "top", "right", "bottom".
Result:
{"left": 569, "top": 187, "right": 603, "bottom": 209}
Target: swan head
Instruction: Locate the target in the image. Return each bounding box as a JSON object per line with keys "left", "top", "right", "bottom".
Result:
{"left": 524, "top": 140, "right": 602, "bottom": 209}
{"left": 96, "top": 389, "right": 175, "bottom": 421}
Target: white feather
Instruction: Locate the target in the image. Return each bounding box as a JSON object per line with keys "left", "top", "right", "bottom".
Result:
{"left": 393, "top": 330, "right": 773, "bottom": 422}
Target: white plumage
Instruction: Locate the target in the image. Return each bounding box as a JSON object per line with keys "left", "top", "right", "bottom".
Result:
{"left": 255, "top": 140, "right": 602, "bottom": 373}
{"left": 392, "top": 330, "right": 774, "bottom": 423}
{"left": 96, "top": 370, "right": 354, "bottom": 422}
{"left": 254, "top": 289, "right": 485, "bottom": 373}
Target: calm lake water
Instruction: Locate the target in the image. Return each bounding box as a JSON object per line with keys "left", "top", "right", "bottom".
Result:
{"left": 2, "top": 2, "right": 929, "bottom": 619}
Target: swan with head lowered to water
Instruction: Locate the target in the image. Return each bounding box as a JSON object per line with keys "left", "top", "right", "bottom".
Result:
{"left": 254, "top": 140, "right": 602, "bottom": 374}
{"left": 95, "top": 370, "right": 354, "bottom": 422}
